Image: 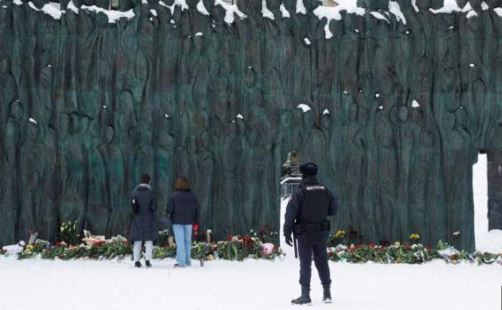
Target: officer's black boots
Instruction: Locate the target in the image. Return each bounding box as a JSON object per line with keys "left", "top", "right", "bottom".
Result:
{"left": 291, "top": 285, "right": 312, "bottom": 305}
{"left": 322, "top": 285, "right": 332, "bottom": 303}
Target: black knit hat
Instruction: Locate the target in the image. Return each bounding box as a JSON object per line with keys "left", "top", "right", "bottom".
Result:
{"left": 299, "top": 162, "right": 318, "bottom": 176}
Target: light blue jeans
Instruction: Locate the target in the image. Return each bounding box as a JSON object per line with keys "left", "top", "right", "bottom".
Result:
{"left": 172, "top": 224, "right": 193, "bottom": 267}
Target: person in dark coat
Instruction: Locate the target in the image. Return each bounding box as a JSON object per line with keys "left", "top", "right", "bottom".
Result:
{"left": 283, "top": 162, "right": 339, "bottom": 305}
{"left": 129, "top": 174, "right": 157, "bottom": 268}
{"left": 166, "top": 176, "right": 199, "bottom": 267}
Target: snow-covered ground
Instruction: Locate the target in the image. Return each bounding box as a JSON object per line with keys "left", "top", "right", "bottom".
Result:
{"left": 0, "top": 154, "right": 501, "bottom": 310}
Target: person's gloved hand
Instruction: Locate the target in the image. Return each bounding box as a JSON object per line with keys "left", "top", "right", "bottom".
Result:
{"left": 285, "top": 234, "right": 293, "bottom": 247}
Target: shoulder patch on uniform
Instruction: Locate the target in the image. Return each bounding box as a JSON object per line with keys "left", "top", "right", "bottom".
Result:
{"left": 305, "top": 185, "right": 325, "bottom": 191}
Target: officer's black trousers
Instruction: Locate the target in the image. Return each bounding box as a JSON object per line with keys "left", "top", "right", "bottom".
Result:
{"left": 297, "top": 236, "right": 331, "bottom": 287}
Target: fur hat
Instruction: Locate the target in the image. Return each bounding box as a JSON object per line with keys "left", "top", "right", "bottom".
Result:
{"left": 299, "top": 162, "right": 318, "bottom": 176}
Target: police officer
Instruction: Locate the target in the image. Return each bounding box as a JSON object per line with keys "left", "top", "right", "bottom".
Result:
{"left": 283, "top": 162, "right": 338, "bottom": 305}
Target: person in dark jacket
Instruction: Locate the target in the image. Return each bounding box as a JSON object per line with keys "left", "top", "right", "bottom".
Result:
{"left": 166, "top": 176, "right": 199, "bottom": 267}
{"left": 283, "top": 162, "right": 338, "bottom": 305}
{"left": 129, "top": 174, "right": 157, "bottom": 268}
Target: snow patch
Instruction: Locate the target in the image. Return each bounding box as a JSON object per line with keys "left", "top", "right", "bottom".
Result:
{"left": 430, "top": 0, "right": 471, "bottom": 14}
{"left": 196, "top": 0, "right": 209, "bottom": 15}
{"left": 280, "top": 3, "right": 290, "bottom": 18}
{"left": 215, "top": 0, "right": 246, "bottom": 24}
{"left": 313, "top": 1, "right": 365, "bottom": 39}
{"left": 296, "top": 0, "right": 306, "bottom": 14}
{"left": 411, "top": 0, "right": 419, "bottom": 12}
{"left": 304, "top": 37, "right": 311, "bottom": 45}
{"left": 494, "top": 7, "right": 502, "bottom": 16}
{"left": 236, "top": 114, "right": 244, "bottom": 119}
{"left": 389, "top": 1, "right": 406, "bottom": 25}
{"left": 194, "top": 32, "right": 203, "bottom": 37}
{"left": 261, "top": 0, "right": 274, "bottom": 20}
{"left": 470, "top": 63, "right": 476, "bottom": 68}
{"left": 68, "top": 0, "right": 79, "bottom": 14}
{"left": 481, "top": 1, "right": 489, "bottom": 10}
{"left": 164, "top": 114, "right": 170, "bottom": 119}
{"left": 28, "top": 117, "right": 38, "bottom": 125}
{"left": 13, "top": 0, "right": 22, "bottom": 6}
{"left": 150, "top": 9, "right": 157, "bottom": 17}
{"left": 370, "top": 11, "right": 389, "bottom": 23}
{"left": 411, "top": 100, "right": 420, "bottom": 108}
{"left": 81, "top": 5, "right": 135, "bottom": 23}
{"left": 323, "top": 109, "right": 330, "bottom": 115}
{"left": 297, "top": 103, "right": 311, "bottom": 112}
{"left": 467, "top": 10, "right": 478, "bottom": 19}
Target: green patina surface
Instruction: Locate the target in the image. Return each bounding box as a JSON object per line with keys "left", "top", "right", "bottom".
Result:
{"left": 1, "top": 0, "right": 502, "bottom": 251}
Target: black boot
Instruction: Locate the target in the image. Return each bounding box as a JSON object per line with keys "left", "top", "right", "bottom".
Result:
{"left": 291, "top": 286, "right": 311, "bottom": 305}
{"left": 134, "top": 261, "right": 142, "bottom": 268}
{"left": 145, "top": 261, "right": 152, "bottom": 268}
{"left": 322, "top": 285, "right": 332, "bottom": 303}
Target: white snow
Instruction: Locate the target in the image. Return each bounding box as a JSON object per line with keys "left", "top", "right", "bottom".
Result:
{"left": 261, "top": 0, "right": 274, "bottom": 20}
{"left": 470, "top": 63, "right": 476, "bottom": 68}
{"left": 214, "top": 0, "right": 246, "bottom": 24}
{"left": 150, "top": 9, "right": 157, "bottom": 17}
{"left": 297, "top": 103, "right": 311, "bottom": 112}
{"left": 236, "top": 114, "right": 244, "bottom": 119}
{"left": 27, "top": 1, "right": 64, "bottom": 19}
{"left": 411, "top": 100, "right": 420, "bottom": 108}
{"left": 164, "top": 113, "right": 170, "bottom": 119}
{"left": 388, "top": 1, "right": 406, "bottom": 25}
{"left": 467, "top": 10, "right": 478, "bottom": 19}
{"left": 481, "top": 1, "right": 489, "bottom": 11}
{"left": 280, "top": 3, "right": 290, "bottom": 18}
{"left": 323, "top": 108, "right": 330, "bottom": 115}
{"left": 28, "top": 117, "right": 38, "bottom": 125}
{"left": 411, "top": 0, "right": 419, "bottom": 12}
{"left": 370, "top": 11, "right": 389, "bottom": 23}
{"left": 81, "top": 5, "right": 135, "bottom": 23}
{"left": 474, "top": 154, "right": 502, "bottom": 253}
{"left": 494, "top": 7, "right": 502, "bottom": 16}
{"left": 13, "top": 0, "right": 22, "bottom": 6}
{"left": 67, "top": 0, "right": 79, "bottom": 14}
{"left": 194, "top": 32, "right": 203, "bottom": 37}
{"left": 313, "top": 0, "right": 365, "bottom": 39}
{"left": 430, "top": 0, "right": 472, "bottom": 14}
{"left": 0, "top": 255, "right": 499, "bottom": 310}
{"left": 196, "top": 0, "right": 209, "bottom": 15}
{"left": 296, "top": 0, "right": 306, "bottom": 14}
{"left": 304, "top": 37, "right": 311, "bottom": 45}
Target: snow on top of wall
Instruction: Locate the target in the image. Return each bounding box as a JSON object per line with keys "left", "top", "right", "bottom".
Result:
{"left": 68, "top": 0, "right": 79, "bottom": 14}
{"left": 411, "top": 0, "right": 419, "bottom": 12}
{"left": 297, "top": 103, "right": 311, "bottom": 112}
{"left": 28, "top": 1, "right": 64, "bottom": 19}
{"left": 262, "top": 0, "right": 274, "bottom": 20}
{"left": 296, "top": 0, "right": 306, "bottom": 14}
{"left": 370, "top": 11, "right": 389, "bottom": 23}
{"left": 467, "top": 10, "right": 478, "bottom": 19}
{"left": 215, "top": 0, "right": 246, "bottom": 24}
{"left": 280, "top": 3, "right": 290, "bottom": 18}
{"left": 313, "top": 0, "right": 365, "bottom": 39}
{"left": 388, "top": 1, "right": 406, "bottom": 25}
{"left": 197, "top": 0, "right": 209, "bottom": 15}
{"left": 81, "top": 5, "right": 135, "bottom": 23}
{"left": 429, "top": 0, "right": 471, "bottom": 14}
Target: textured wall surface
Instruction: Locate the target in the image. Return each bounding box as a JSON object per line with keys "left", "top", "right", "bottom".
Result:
{"left": 1, "top": 0, "right": 502, "bottom": 250}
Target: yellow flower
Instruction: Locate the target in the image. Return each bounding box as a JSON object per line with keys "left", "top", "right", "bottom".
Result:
{"left": 409, "top": 233, "right": 421, "bottom": 241}
{"left": 335, "top": 230, "right": 346, "bottom": 239}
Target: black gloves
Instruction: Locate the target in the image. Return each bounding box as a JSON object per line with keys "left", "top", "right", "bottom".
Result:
{"left": 285, "top": 234, "right": 293, "bottom": 247}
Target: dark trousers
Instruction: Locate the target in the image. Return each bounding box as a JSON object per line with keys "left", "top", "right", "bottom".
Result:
{"left": 297, "top": 235, "right": 331, "bottom": 287}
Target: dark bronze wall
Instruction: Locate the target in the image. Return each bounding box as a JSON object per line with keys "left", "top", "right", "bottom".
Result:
{"left": 0, "top": 0, "right": 501, "bottom": 251}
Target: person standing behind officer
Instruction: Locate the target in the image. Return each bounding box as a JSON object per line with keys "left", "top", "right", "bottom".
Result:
{"left": 283, "top": 162, "right": 339, "bottom": 305}
{"left": 129, "top": 174, "right": 158, "bottom": 268}
{"left": 166, "top": 176, "right": 199, "bottom": 268}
